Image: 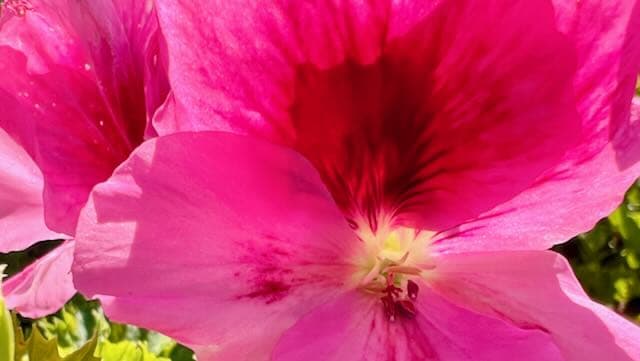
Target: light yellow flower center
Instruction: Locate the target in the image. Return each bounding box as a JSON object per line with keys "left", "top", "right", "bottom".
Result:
{"left": 352, "top": 225, "right": 435, "bottom": 320}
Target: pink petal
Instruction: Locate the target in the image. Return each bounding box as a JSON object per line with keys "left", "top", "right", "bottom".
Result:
{"left": 434, "top": 97, "right": 640, "bottom": 253}
{"left": 73, "top": 132, "right": 358, "bottom": 350}
{"left": 432, "top": 251, "right": 640, "bottom": 360}
{"left": 2, "top": 241, "right": 75, "bottom": 318}
{"left": 152, "top": 0, "right": 393, "bottom": 134}
{"left": 0, "top": 0, "right": 168, "bottom": 235}
{"left": 272, "top": 290, "right": 562, "bottom": 361}
{"left": 552, "top": 0, "right": 640, "bottom": 143}
{"left": 66, "top": 0, "right": 170, "bottom": 128}
{"left": 433, "top": 2, "right": 640, "bottom": 251}
{"left": 0, "top": 127, "right": 62, "bottom": 253}
{"left": 154, "top": 0, "right": 580, "bottom": 231}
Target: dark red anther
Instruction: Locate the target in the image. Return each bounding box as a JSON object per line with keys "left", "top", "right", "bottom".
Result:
{"left": 396, "top": 300, "right": 416, "bottom": 319}
{"left": 407, "top": 279, "right": 419, "bottom": 300}
{"left": 381, "top": 295, "right": 397, "bottom": 321}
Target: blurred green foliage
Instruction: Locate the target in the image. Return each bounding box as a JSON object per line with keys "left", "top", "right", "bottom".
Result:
{"left": 12, "top": 295, "right": 194, "bottom": 361}
{"left": 551, "top": 79, "right": 640, "bottom": 321}
{"left": 555, "top": 181, "right": 640, "bottom": 322}
{"left": 0, "top": 244, "right": 194, "bottom": 361}
{"left": 1, "top": 265, "right": 15, "bottom": 361}
{"left": 12, "top": 313, "right": 99, "bottom": 361}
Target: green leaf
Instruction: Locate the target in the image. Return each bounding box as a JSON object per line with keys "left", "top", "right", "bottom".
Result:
{"left": 609, "top": 206, "right": 640, "bottom": 252}
{"left": 30, "top": 295, "right": 194, "bottom": 360}
{"left": 1, "top": 265, "right": 15, "bottom": 361}
{"left": 24, "top": 326, "right": 61, "bottom": 361}
{"left": 14, "top": 314, "right": 28, "bottom": 361}
{"left": 100, "top": 340, "right": 171, "bottom": 361}
{"left": 63, "top": 334, "right": 100, "bottom": 361}
{"left": 13, "top": 315, "right": 100, "bottom": 361}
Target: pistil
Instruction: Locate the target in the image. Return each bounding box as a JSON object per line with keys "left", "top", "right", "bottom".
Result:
{"left": 379, "top": 271, "right": 419, "bottom": 321}
{"left": 359, "top": 254, "right": 423, "bottom": 321}
{"left": 356, "top": 225, "right": 435, "bottom": 321}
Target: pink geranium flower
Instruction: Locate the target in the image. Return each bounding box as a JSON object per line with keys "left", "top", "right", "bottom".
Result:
{"left": 0, "top": 0, "right": 168, "bottom": 317}
{"left": 72, "top": 0, "right": 640, "bottom": 359}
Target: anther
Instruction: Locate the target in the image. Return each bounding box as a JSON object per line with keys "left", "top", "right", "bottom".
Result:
{"left": 381, "top": 295, "right": 396, "bottom": 321}
{"left": 407, "top": 279, "right": 419, "bottom": 300}
{"left": 396, "top": 300, "right": 416, "bottom": 319}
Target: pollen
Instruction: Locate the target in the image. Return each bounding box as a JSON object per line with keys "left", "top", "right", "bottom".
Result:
{"left": 354, "top": 223, "right": 436, "bottom": 322}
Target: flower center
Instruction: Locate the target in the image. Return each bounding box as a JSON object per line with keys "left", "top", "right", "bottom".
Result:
{"left": 355, "top": 225, "right": 434, "bottom": 321}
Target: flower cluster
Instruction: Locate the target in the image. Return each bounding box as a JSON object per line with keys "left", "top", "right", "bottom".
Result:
{"left": 1, "top": 0, "right": 640, "bottom": 360}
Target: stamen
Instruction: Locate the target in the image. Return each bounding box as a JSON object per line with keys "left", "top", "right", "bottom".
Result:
{"left": 407, "top": 279, "right": 419, "bottom": 300}
{"left": 357, "top": 226, "right": 434, "bottom": 321}
{"left": 376, "top": 271, "right": 420, "bottom": 321}
{"left": 385, "top": 265, "right": 422, "bottom": 275}
{"left": 360, "top": 257, "right": 382, "bottom": 286}
{"left": 362, "top": 282, "right": 386, "bottom": 293}
{"left": 385, "top": 272, "right": 394, "bottom": 285}
{"left": 397, "top": 251, "right": 410, "bottom": 265}
{"left": 396, "top": 300, "right": 416, "bottom": 319}
{"left": 381, "top": 295, "right": 396, "bottom": 321}
{"left": 384, "top": 284, "right": 402, "bottom": 297}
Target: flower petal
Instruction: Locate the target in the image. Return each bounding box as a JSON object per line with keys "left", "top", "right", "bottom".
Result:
{"left": 73, "top": 132, "right": 358, "bottom": 350}
{"left": 272, "top": 290, "right": 563, "bottom": 361}
{"left": 434, "top": 1, "right": 640, "bottom": 252}
{"left": 552, "top": 0, "right": 640, "bottom": 144}
{"left": 153, "top": 0, "right": 392, "bottom": 135}
{"left": 432, "top": 251, "right": 640, "bottom": 360}
{"left": 2, "top": 241, "right": 75, "bottom": 318}
{"left": 434, "top": 97, "right": 640, "bottom": 253}
{"left": 0, "top": 0, "right": 167, "bottom": 235}
{"left": 0, "top": 127, "right": 62, "bottom": 253}
{"left": 155, "top": 0, "right": 579, "bottom": 231}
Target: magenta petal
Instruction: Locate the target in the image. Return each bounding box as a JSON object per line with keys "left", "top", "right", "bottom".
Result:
{"left": 0, "top": 48, "right": 137, "bottom": 235}
{"left": 435, "top": 97, "right": 640, "bottom": 253}
{"left": 155, "top": 0, "right": 581, "bottom": 231}
{"left": 153, "top": 0, "right": 394, "bottom": 134}
{"left": 73, "top": 132, "right": 357, "bottom": 349}
{"left": 552, "top": 0, "right": 640, "bottom": 143}
{"left": 2, "top": 241, "right": 75, "bottom": 318}
{"left": 65, "top": 0, "right": 170, "bottom": 127}
{"left": 433, "top": 251, "right": 640, "bottom": 360}
{"left": 0, "top": 0, "right": 167, "bottom": 235}
{"left": 272, "top": 290, "right": 562, "bottom": 361}
{"left": 438, "top": 0, "right": 639, "bottom": 252}
{"left": 0, "top": 127, "right": 62, "bottom": 253}
{"left": 433, "top": 0, "right": 640, "bottom": 251}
